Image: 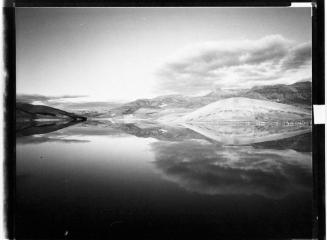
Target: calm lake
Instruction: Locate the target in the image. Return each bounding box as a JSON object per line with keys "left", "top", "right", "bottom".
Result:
{"left": 16, "top": 120, "right": 313, "bottom": 239}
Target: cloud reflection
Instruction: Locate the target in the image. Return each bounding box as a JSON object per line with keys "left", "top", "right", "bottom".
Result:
{"left": 152, "top": 139, "right": 311, "bottom": 199}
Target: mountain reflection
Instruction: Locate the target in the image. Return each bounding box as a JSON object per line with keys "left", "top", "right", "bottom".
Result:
{"left": 151, "top": 134, "right": 312, "bottom": 199}
{"left": 16, "top": 120, "right": 83, "bottom": 137}
{"left": 252, "top": 132, "right": 312, "bottom": 152}
{"left": 16, "top": 135, "right": 90, "bottom": 145}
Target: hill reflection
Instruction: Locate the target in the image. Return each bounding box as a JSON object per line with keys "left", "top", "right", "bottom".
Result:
{"left": 181, "top": 122, "right": 311, "bottom": 145}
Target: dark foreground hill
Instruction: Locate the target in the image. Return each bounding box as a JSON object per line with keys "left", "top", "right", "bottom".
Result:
{"left": 16, "top": 102, "right": 87, "bottom": 121}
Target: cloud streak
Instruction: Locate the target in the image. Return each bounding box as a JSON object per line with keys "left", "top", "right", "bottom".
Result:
{"left": 16, "top": 94, "right": 88, "bottom": 104}
{"left": 156, "top": 35, "right": 311, "bottom": 95}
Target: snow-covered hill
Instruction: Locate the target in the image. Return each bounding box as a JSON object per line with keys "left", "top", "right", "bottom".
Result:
{"left": 180, "top": 97, "right": 311, "bottom": 123}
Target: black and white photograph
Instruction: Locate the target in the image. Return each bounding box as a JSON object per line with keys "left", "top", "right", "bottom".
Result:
{"left": 14, "top": 6, "right": 316, "bottom": 239}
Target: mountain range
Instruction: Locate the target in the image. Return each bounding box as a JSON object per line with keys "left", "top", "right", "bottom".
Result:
{"left": 16, "top": 81, "right": 311, "bottom": 123}
{"left": 100, "top": 81, "right": 311, "bottom": 119}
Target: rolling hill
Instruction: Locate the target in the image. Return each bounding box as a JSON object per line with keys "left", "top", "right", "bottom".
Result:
{"left": 180, "top": 97, "right": 311, "bottom": 123}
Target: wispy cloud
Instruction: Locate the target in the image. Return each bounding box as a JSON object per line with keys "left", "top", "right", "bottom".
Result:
{"left": 156, "top": 35, "right": 311, "bottom": 95}
{"left": 280, "top": 42, "right": 311, "bottom": 70}
{"left": 16, "top": 94, "right": 88, "bottom": 105}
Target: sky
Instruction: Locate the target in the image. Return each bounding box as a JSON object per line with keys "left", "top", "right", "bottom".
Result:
{"left": 16, "top": 7, "right": 312, "bottom": 103}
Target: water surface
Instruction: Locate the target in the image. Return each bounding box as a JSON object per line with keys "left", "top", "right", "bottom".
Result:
{"left": 16, "top": 120, "right": 313, "bottom": 239}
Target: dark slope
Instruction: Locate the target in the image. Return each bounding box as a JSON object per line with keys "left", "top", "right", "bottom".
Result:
{"left": 16, "top": 102, "right": 87, "bottom": 121}
{"left": 243, "top": 81, "right": 311, "bottom": 106}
